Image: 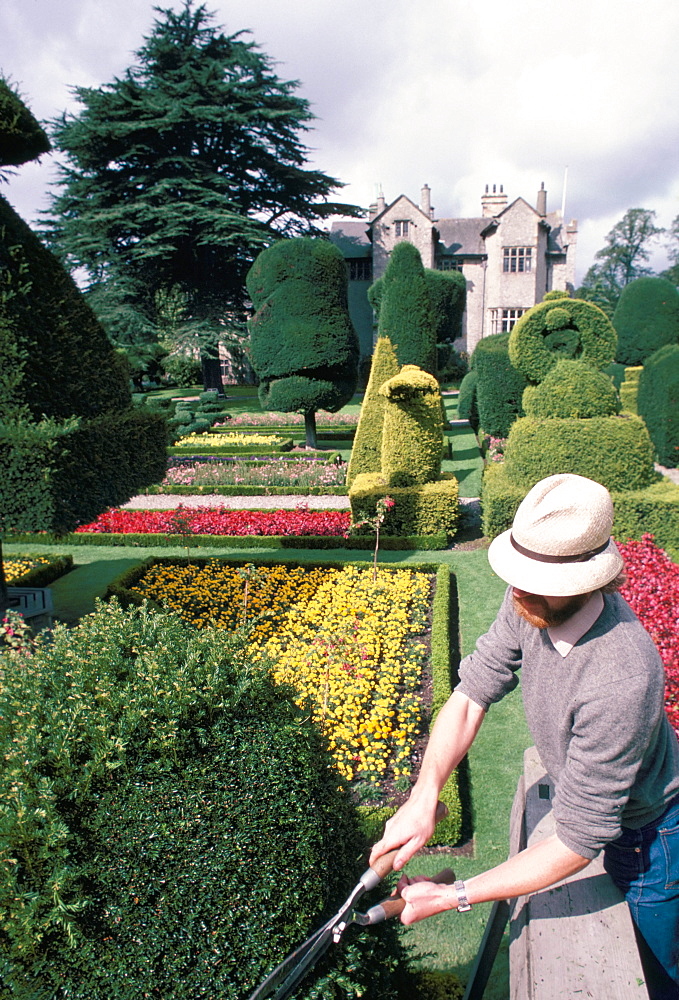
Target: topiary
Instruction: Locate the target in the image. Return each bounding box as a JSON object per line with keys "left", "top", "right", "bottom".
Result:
{"left": 509, "top": 298, "right": 617, "bottom": 383}
{"left": 522, "top": 359, "right": 620, "bottom": 419}
{"left": 471, "top": 332, "right": 528, "bottom": 437}
{"left": 613, "top": 276, "right": 679, "bottom": 366}
{"left": 456, "top": 369, "right": 479, "bottom": 431}
{"left": 503, "top": 413, "right": 656, "bottom": 493}
{"left": 637, "top": 343, "right": 679, "bottom": 467}
{"left": 376, "top": 242, "right": 437, "bottom": 374}
{"left": 347, "top": 335, "right": 400, "bottom": 486}
{"left": 379, "top": 365, "right": 444, "bottom": 486}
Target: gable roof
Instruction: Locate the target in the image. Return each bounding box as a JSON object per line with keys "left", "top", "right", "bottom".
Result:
{"left": 370, "top": 194, "right": 433, "bottom": 227}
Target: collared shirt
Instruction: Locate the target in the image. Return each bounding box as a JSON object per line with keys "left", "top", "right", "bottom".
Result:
{"left": 548, "top": 590, "right": 605, "bottom": 658}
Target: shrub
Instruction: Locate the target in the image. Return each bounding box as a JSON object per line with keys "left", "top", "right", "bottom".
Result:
{"left": 619, "top": 365, "right": 643, "bottom": 414}
{"left": 613, "top": 276, "right": 679, "bottom": 366}
{"left": 637, "top": 343, "right": 679, "bottom": 467}
{"left": 456, "top": 369, "right": 479, "bottom": 431}
{"left": 380, "top": 366, "right": 444, "bottom": 486}
{"left": 503, "top": 414, "right": 656, "bottom": 493}
{"left": 509, "top": 298, "right": 617, "bottom": 383}
{"left": 162, "top": 353, "right": 202, "bottom": 387}
{"left": 377, "top": 242, "right": 437, "bottom": 374}
{"left": 471, "top": 333, "right": 528, "bottom": 437}
{"left": 347, "top": 336, "right": 400, "bottom": 486}
{"left": 350, "top": 473, "right": 460, "bottom": 538}
{"left": 0, "top": 601, "right": 404, "bottom": 999}
{"left": 522, "top": 359, "right": 620, "bottom": 419}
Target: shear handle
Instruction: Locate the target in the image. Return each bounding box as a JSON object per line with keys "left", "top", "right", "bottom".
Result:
{"left": 363, "top": 866, "right": 457, "bottom": 924}
{"left": 362, "top": 800, "right": 449, "bottom": 888}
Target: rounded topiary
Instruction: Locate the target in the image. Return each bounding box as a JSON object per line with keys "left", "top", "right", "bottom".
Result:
{"left": 377, "top": 242, "right": 437, "bottom": 374}
{"left": 542, "top": 289, "right": 570, "bottom": 301}
{"left": 509, "top": 298, "right": 617, "bottom": 383}
{"left": 637, "top": 343, "right": 679, "bottom": 467}
{"left": 522, "top": 359, "right": 620, "bottom": 419}
{"left": 504, "top": 413, "right": 656, "bottom": 492}
{"left": 456, "top": 369, "right": 479, "bottom": 431}
{"left": 614, "top": 277, "right": 679, "bottom": 366}
{"left": 380, "top": 365, "right": 443, "bottom": 486}
{"left": 471, "top": 332, "right": 528, "bottom": 437}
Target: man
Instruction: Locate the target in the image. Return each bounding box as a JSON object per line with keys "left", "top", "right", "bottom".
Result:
{"left": 370, "top": 473, "right": 679, "bottom": 997}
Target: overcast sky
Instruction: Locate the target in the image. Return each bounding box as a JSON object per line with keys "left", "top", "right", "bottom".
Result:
{"left": 2, "top": 0, "right": 678, "bottom": 284}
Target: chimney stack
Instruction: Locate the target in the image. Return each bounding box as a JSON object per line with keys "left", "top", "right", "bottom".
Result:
{"left": 536, "top": 182, "right": 547, "bottom": 217}
{"left": 481, "top": 183, "right": 508, "bottom": 217}
{"left": 420, "top": 183, "right": 432, "bottom": 218}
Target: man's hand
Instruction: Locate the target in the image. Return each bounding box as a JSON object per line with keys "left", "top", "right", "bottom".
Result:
{"left": 368, "top": 795, "right": 439, "bottom": 871}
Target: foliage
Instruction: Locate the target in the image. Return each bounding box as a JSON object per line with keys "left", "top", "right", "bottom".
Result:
{"left": 76, "top": 505, "right": 351, "bottom": 537}
{"left": 522, "top": 359, "right": 620, "bottom": 419}
{"left": 377, "top": 243, "right": 437, "bottom": 374}
{"left": 380, "top": 365, "right": 444, "bottom": 486}
{"left": 456, "top": 370, "right": 479, "bottom": 431}
{"left": 247, "top": 237, "right": 359, "bottom": 446}
{"left": 613, "top": 276, "right": 679, "bottom": 366}
{"left": 426, "top": 269, "right": 467, "bottom": 344}
{"left": 0, "top": 600, "right": 403, "bottom": 998}
{"left": 619, "top": 365, "right": 643, "bottom": 414}
{"left": 470, "top": 333, "right": 528, "bottom": 438}
{"left": 637, "top": 343, "right": 679, "bottom": 467}
{"left": 0, "top": 77, "right": 50, "bottom": 169}
{"left": 160, "top": 352, "right": 202, "bottom": 388}
{"left": 618, "top": 535, "right": 679, "bottom": 733}
{"left": 44, "top": 2, "right": 359, "bottom": 369}
{"left": 508, "top": 298, "right": 617, "bottom": 384}
{"left": 350, "top": 473, "right": 460, "bottom": 539}
{"left": 347, "top": 336, "right": 400, "bottom": 487}
{"left": 503, "top": 414, "right": 656, "bottom": 493}
{"left": 577, "top": 208, "right": 665, "bottom": 316}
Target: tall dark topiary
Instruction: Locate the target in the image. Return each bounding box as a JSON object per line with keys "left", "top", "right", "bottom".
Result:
{"left": 637, "top": 343, "right": 679, "bottom": 468}
{"left": 471, "top": 333, "right": 529, "bottom": 438}
{"left": 376, "top": 242, "right": 437, "bottom": 374}
{"left": 613, "top": 276, "right": 679, "bottom": 366}
{"left": 0, "top": 82, "right": 167, "bottom": 613}
{"left": 247, "top": 237, "right": 359, "bottom": 448}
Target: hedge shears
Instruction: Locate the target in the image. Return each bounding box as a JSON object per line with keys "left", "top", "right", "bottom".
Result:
{"left": 247, "top": 803, "right": 453, "bottom": 1000}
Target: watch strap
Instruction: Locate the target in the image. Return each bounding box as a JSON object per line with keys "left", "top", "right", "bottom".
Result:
{"left": 454, "top": 879, "right": 472, "bottom": 912}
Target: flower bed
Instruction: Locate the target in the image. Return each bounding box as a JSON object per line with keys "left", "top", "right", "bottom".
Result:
{"left": 218, "top": 410, "right": 358, "bottom": 427}
{"left": 162, "top": 455, "right": 346, "bottom": 489}
{"left": 4, "top": 555, "right": 52, "bottom": 583}
{"left": 3, "top": 553, "right": 73, "bottom": 588}
{"left": 619, "top": 534, "right": 679, "bottom": 734}
{"left": 129, "top": 561, "right": 430, "bottom": 786}
{"left": 175, "top": 431, "right": 289, "bottom": 448}
{"left": 75, "top": 505, "right": 350, "bottom": 537}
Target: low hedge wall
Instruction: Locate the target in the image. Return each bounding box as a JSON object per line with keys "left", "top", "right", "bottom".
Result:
{"left": 4, "top": 553, "right": 73, "bottom": 588}
{"left": 349, "top": 473, "right": 461, "bottom": 539}
{"left": 6, "top": 530, "right": 449, "bottom": 552}
{"left": 143, "top": 483, "right": 348, "bottom": 496}
{"left": 104, "top": 556, "right": 463, "bottom": 849}
{"left": 481, "top": 463, "right": 679, "bottom": 551}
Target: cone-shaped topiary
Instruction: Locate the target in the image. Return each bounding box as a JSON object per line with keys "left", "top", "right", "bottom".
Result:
{"left": 0, "top": 78, "right": 50, "bottom": 166}
{"left": 613, "top": 276, "right": 679, "bottom": 366}
{"left": 379, "top": 365, "right": 443, "bottom": 486}
{"left": 522, "top": 359, "right": 620, "bottom": 419}
{"left": 509, "top": 297, "right": 617, "bottom": 384}
{"left": 347, "top": 335, "right": 400, "bottom": 486}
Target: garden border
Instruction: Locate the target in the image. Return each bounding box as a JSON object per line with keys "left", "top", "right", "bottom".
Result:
{"left": 6, "top": 531, "right": 450, "bottom": 551}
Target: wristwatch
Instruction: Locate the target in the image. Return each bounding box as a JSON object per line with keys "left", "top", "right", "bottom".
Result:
{"left": 454, "top": 879, "right": 472, "bottom": 912}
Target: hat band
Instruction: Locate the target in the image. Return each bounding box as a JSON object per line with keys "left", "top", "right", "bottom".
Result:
{"left": 510, "top": 534, "right": 610, "bottom": 564}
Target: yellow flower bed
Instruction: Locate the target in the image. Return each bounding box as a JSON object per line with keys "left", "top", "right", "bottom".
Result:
{"left": 174, "top": 431, "right": 287, "bottom": 448}
{"left": 3, "top": 556, "right": 51, "bottom": 585}
{"left": 132, "top": 562, "right": 430, "bottom": 783}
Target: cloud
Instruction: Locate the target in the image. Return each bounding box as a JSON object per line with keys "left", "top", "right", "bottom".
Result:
{"left": 2, "top": 0, "right": 678, "bottom": 282}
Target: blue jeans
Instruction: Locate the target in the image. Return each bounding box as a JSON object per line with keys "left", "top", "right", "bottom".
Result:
{"left": 604, "top": 795, "right": 679, "bottom": 1000}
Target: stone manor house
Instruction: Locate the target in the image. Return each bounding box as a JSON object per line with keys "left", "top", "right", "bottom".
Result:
{"left": 329, "top": 182, "right": 578, "bottom": 360}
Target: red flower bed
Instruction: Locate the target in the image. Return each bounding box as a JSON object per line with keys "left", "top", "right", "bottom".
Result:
{"left": 76, "top": 506, "right": 351, "bottom": 537}
{"left": 618, "top": 534, "right": 679, "bottom": 734}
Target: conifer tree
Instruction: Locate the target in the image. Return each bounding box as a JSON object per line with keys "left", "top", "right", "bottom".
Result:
{"left": 44, "top": 1, "right": 359, "bottom": 384}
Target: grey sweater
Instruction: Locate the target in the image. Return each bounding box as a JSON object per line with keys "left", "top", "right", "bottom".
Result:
{"left": 455, "top": 588, "right": 679, "bottom": 859}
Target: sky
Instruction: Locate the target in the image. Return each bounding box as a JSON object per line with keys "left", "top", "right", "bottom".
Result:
{"left": 1, "top": 0, "right": 678, "bottom": 285}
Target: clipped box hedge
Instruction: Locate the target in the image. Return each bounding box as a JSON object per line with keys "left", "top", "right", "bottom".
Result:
{"left": 3, "top": 553, "right": 73, "bottom": 588}
{"left": 349, "top": 472, "right": 461, "bottom": 539}
{"left": 503, "top": 414, "right": 656, "bottom": 493}
{"left": 0, "top": 601, "right": 404, "bottom": 999}
{"left": 481, "top": 463, "right": 679, "bottom": 551}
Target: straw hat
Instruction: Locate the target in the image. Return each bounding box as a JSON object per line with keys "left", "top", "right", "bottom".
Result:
{"left": 487, "top": 474, "right": 624, "bottom": 596}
